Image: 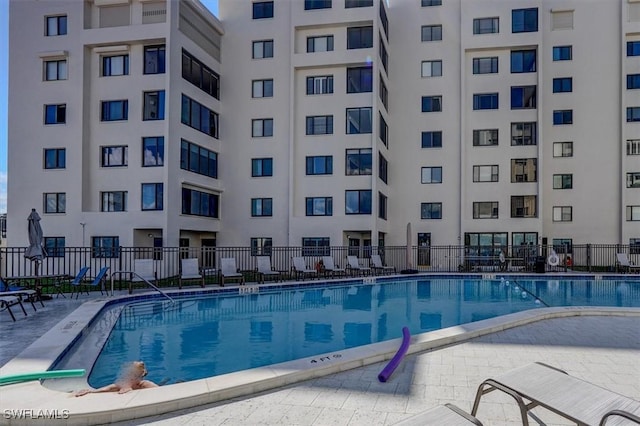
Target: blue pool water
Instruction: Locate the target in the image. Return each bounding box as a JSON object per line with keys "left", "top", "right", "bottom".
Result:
{"left": 75, "top": 278, "right": 639, "bottom": 387}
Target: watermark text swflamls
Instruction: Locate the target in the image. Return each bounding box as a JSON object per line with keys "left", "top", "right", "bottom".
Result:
{"left": 3, "top": 409, "right": 70, "bottom": 420}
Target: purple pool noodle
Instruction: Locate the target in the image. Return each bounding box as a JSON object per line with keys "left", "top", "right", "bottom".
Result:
{"left": 378, "top": 326, "right": 411, "bottom": 382}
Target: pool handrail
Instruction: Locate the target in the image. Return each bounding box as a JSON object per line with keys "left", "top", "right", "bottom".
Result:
{"left": 109, "top": 270, "right": 175, "bottom": 304}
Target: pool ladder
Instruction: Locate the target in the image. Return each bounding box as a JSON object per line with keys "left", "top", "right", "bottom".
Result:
{"left": 109, "top": 271, "right": 175, "bottom": 304}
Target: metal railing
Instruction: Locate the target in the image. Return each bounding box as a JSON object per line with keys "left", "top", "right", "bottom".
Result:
{"left": 109, "top": 270, "right": 175, "bottom": 303}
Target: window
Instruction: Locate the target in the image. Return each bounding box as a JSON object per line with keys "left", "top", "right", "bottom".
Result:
{"left": 629, "top": 139, "right": 640, "bottom": 156}
{"left": 182, "top": 50, "right": 220, "bottom": 99}
{"left": 101, "top": 100, "right": 128, "bottom": 121}
{"left": 306, "top": 115, "right": 333, "bottom": 134}
{"left": 253, "top": 40, "right": 274, "bottom": 58}
{"left": 182, "top": 188, "right": 219, "bottom": 218}
{"left": 631, "top": 238, "right": 640, "bottom": 255}
{"left": 551, "top": 10, "right": 573, "bottom": 30}
{"left": 180, "top": 139, "right": 217, "bottom": 178}
{"left": 473, "top": 165, "right": 499, "bottom": 182}
{"left": 553, "top": 110, "right": 573, "bottom": 125}
{"left": 628, "top": 206, "right": 640, "bottom": 221}
{"left": 307, "top": 75, "right": 333, "bottom": 94}
{"left": 252, "top": 79, "right": 273, "bottom": 98}
{"left": 473, "top": 202, "right": 499, "bottom": 219}
{"left": 307, "top": 35, "right": 333, "bottom": 52}
{"left": 628, "top": 74, "right": 640, "bottom": 89}
{"left": 421, "top": 167, "right": 442, "bottom": 184}
{"left": 511, "top": 49, "right": 536, "bottom": 73}
{"left": 181, "top": 95, "right": 219, "bottom": 138}
{"left": 553, "top": 207, "right": 572, "bottom": 222}
{"left": 252, "top": 118, "right": 274, "bottom": 137}
{"left": 472, "top": 57, "right": 498, "bottom": 74}
{"left": 422, "top": 96, "right": 442, "bottom": 112}
{"left": 511, "top": 158, "right": 537, "bottom": 182}
{"left": 346, "top": 0, "right": 372, "bottom": 7}
{"left": 511, "top": 86, "right": 536, "bottom": 109}
{"left": 421, "top": 60, "right": 442, "bottom": 77}
{"left": 306, "top": 156, "right": 333, "bottom": 175}
{"left": 511, "top": 122, "right": 536, "bottom": 146}
{"left": 92, "top": 236, "right": 120, "bottom": 258}
{"left": 44, "top": 237, "right": 65, "bottom": 258}
{"left": 346, "top": 107, "right": 372, "bottom": 134}
{"left": 377, "top": 114, "right": 388, "bottom": 147}
{"left": 305, "top": 0, "right": 331, "bottom": 9}
{"left": 144, "top": 45, "right": 165, "bottom": 74}
{"left": 512, "top": 8, "right": 538, "bottom": 33}
{"left": 553, "top": 45, "right": 572, "bottom": 61}
{"left": 143, "top": 137, "right": 165, "bottom": 167}
{"left": 345, "top": 190, "right": 372, "bottom": 214}
{"left": 347, "top": 26, "right": 373, "bottom": 49}
{"left": 44, "top": 104, "right": 66, "bottom": 124}
{"left": 252, "top": 158, "right": 273, "bottom": 177}
{"left": 347, "top": 67, "right": 373, "bottom": 92}
{"left": 253, "top": 1, "right": 274, "bottom": 18}
{"left": 511, "top": 195, "right": 537, "bottom": 218}
{"left": 628, "top": 41, "right": 640, "bottom": 56}
{"left": 44, "top": 148, "right": 65, "bottom": 169}
{"left": 421, "top": 0, "right": 441, "bottom": 6}
{"left": 422, "top": 131, "right": 442, "bottom": 148}
{"left": 553, "top": 78, "right": 572, "bottom": 93}
{"left": 379, "top": 2, "right": 388, "bottom": 39}
{"left": 553, "top": 142, "right": 573, "bottom": 157}
{"left": 379, "top": 153, "right": 388, "bottom": 183}
{"left": 44, "top": 192, "right": 66, "bottom": 213}
{"left": 45, "top": 15, "right": 67, "bottom": 36}
{"left": 421, "top": 25, "right": 442, "bottom": 42}
{"left": 251, "top": 238, "right": 273, "bottom": 256}
{"left": 473, "top": 17, "right": 499, "bottom": 34}
{"left": 44, "top": 59, "right": 67, "bottom": 81}
{"left": 102, "top": 54, "right": 129, "bottom": 76}
{"left": 627, "top": 173, "right": 640, "bottom": 188}
{"left": 628, "top": 107, "right": 640, "bottom": 122}
{"left": 378, "top": 192, "right": 387, "bottom": 219}
{"left": 143, "top": 90, "right": 165, "bottom": 120}
{"left": 302, "top": 237, "right": 330, "bottom": 256}
{"left": 421, "top": 203, "right": 442, "bottom": 219}
{"left": 379, "top": 76, "right": 388, "bottom": 109}
{"left": 306, "top": 197, "right": 333, "bottom": 216}
{"left": 512, "top": 232, "right": 538, "bottom": 247}
{"left": 346, "top": 148, "right": 372, "bottom": 175}
{"left": 553, "top": 174, "right": 573, "bottom": 189}
{"left": 101, "top": 145, "right": 128, "bottom": 167}
{"left": 552, "top": 238, "right": 573, "bottom": 254}
{"left": 101, "top": 191, "right": 127, "bottom": 212}
{"left": 473, "top": 129, "right": 498, "bottom": 146}
{"left": 251, "top": 198, "right": 273, "bottom": 217}
{"left": 142, "top": 183, "right": 163, "bottom": 211}
{"left": 473, "top": 93, "right": 499, "bottom": 110}
{"left": 379, "top": 37, "right": 388, "bottom": 72}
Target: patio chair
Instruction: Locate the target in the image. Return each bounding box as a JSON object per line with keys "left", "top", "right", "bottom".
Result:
{"left": 179, "top": 258, "right": 204, "bottom": 289}
{"left": 346, "top": 255, "right": 372, "bottom": 276}
{"left": 370, "top": 254, "right": 395, "bottom": 275}
{"left": 0, "top": 276, "right": 42, "bottom": 310}
{"left": 256, "top": 256, "right": 281, "bottom": 283}
{"left": 65, "top": 266, "right": 91, "bottom": 299}
{"left": 471, "top": 362, "right": 640, "bottom": 426}
{"left": 291, "top": 256, "right": 317, "bottom": 280}
{"left": 130, "top": 259, "right": 157, "bottom": 292}
{"left": 394, "top": 403, "right": 483, "bottom": 425}
{"left": 616, "top": 253, "right": 640, "bottom": 273}
{"left": 220, "top": 257, "right": 245, "bottom": 287}
{"left": 75, "top": 266, "right": 109, "bottom": 298}
{"left": 321, "top": 256, "right": 346, "bottom": 278}
{"left": 0, "top": 295, "right": 28, "bottom": 321}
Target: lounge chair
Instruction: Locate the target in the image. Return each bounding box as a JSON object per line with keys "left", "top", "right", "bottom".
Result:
{"left": 394, "top": 403, "right": 483, "bottom": 425}
{"left": 370, "top": 254, "right": 395, "bottom": 275}
{"left": 346, "top": 255, "right": 372, "bottom": 276}
{"left": 256, "top": 256, "right": 281, "bottom": 283}
{"left": 321, "top": 256, "right": 346, "bottom": 278}
{"left": 220, "top": 257, "right": 245, "bottom": 287}
{"left": 64, "top": 266, "right": 90, "bottom": 298}
{"left": 291, "top": 256, "right": 317, "bottom": 280}
{"left": 616, "top": 253, "right": 640, "bottom": 273}
{"left": 130, "top": 259, "right": 156, "bottom": 293}
{"left": 75, "top": 266, "right": 109, "bottom": 298}
{"left": 471, "top": 362, "right": 640, "bottom": 426}
{"left": 0, "top": 295, "right": 27, "bottom": 321}
{"left": 0, "top": 277, "right": 42, "bottom": 310}
{"left": 179, "top": 258, "right": 204, "bottom": 289}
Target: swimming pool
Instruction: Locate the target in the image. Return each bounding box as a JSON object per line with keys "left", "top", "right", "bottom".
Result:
{"left": 53, "top": 277, "right": 640, "bottom": 389}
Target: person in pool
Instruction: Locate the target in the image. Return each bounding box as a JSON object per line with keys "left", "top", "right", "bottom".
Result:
{"left": 74, "top": 361, "right": 158, "bottom": 396}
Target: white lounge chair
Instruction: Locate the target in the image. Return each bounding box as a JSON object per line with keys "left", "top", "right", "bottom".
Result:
{"left": 292, "top": 257, "right": 317, "bottom": 280}
{"left": 346, "top": 255, "right": 372, "bottom": 276}
{"left": 616, "top": 253, "right": 640, "bottom": 273}
{"left": 179, "top": 258, "right": 204, "bottom": 288}
{"left": 395, "top": 403, "right": 482, "bottom": 425}
{"left": 256, "top": 256, "right": 281, "bottom": 283}
{"left": 321, "top": 256, "right": 346, "bottom": 277}
{"left": 370, "top": 254, "right": 395, "bottom": 275}
{"left": 132, "top": 259, "right": 156, "bottom": 283}
{"left": 220, "top": 257, "right": 245, "bottom": 287}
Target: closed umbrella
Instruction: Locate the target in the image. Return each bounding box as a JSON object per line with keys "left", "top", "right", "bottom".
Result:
{"left": 24, "top": 209, "right": 47, "bottom": 275}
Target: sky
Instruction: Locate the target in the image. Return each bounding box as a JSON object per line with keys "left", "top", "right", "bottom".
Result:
{"left": 0, "top": 0, "right": 219, "bottom": 215}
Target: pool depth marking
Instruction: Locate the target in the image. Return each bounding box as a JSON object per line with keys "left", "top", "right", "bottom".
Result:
{"left": 239, "top": 285, "right": 260, "bottom": 294}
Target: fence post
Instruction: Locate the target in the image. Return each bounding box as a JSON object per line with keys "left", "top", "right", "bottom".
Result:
{"left": 586, "top": 243, "right": 591, "bottom": 272}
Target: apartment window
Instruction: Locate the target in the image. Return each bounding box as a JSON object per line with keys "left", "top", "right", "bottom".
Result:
{"left": 379, "top": 2, "right": 389, "bottom": 38}
{"left": 378, "top": 114, "right": 388, "bottom": 146}
{"left": 512, "top": 8, "right": 538, "bottom": 33}
{"left": 473, "top": 202, "right": 498, "bottom": 219}
{"left": 182, "top": 188, "right": 219, "bottom": 218}
{"left": 422, "top": 96, "right": 442, "bottom": 112}
{"left": 252, "top": 118, "right": 274, "bottom": 137}
{"left": 473, "top": 129, "right": 498, "bottom": 146}
{"left": 306, "top": 197, "right": 333, "bottom": 216}
{"left": 346, "top": 107, "right": 372, "bottom": 134}
{"left": 378, "top": 192, "right": 387, "bottom": 220}
{"left": 252, "top": 79, "right": 273, "bottom": 98}
{"left": 102, "top": 55, "right": 129, "bottom": 76}
{"left": 628, "top": 139, "right": 640, "bottom": 156}
{"left": 628, "top": 41, "right": 640, "bottom": 56}
{"left": 553, "top": 78, "right": 572, "bottom": 93}
{"left": 143, "top": 137, "right": 165, "bottom": 167}
{"left": 511, "top": 158, "right": 537, "bottom": 182}
{"left": 512, "top": 232, "right": 538, "bottom": 247}
{"left": 44, "top": 192, "right": 66, "bottom": 213}
{"left": 253, "top": 40, "right": 274, "bottom": 58}
{"left": 627, "top": 173, "right": 640, "bottom": 188}
{"left": 302, "top": 237, "right": 330, "bottom": 256}
{"left": 628, "top": 206, "right": 640, "bottom": 221}
{"left": 473, "top": 93, "right": 499, "bottom": 110}
{"left": 553, "top": 45, "right": 572, "bottom": 61}
{"left": 306, "top": 115, "right": 333, "bottom": 134}
{"left": 379, "top": 37, "right": 388, "bottom": 72}
{"left": 421, "top": 167, "right": 442, "bottom": 184}
{"left": 142, "top": 183, "right": 163, "bottom": 211}
{"left": 182, "top": 50, "right": 220, "bottom": 99}
{"left": 553, "top": 206, "right": 572, "bottom": 222}
{"left": 307, "top": 35, "right": 334, "bottom": 52}
{"left": 511, "top": 49, "right": 536, "bottom": 73}
{"left": 253, "top": 1, "right": 274, "bottom": 18}
{"left": 380, "top": 76, "right": 388, "bottom": 109}
{"left": 101, "top": 100, "right": 128, "bottom": 121}
{"left": 553, "top": 142, "right": 573, "bottom": 157}
{"left": 180, "top": 139, "right": 217, "bottom": 178}
{"left": 421, "top": 0, "right": 441, "bottom": 6}
{"left": 473, "top": 17, "right": 499, "bottom": 34}
{"left": 144, "top": 45, "right": 165, "bottom": 74}
{"left": 44, "top": 104, "right": 66, "bottom": 124}
{"left": 346, "top": 0, "right": 372, "bottom": 7}
{"left": 347, "top": 26, "right": 373, "bottom": 49}
{"left": 346, "top": 148, "right": 372, "bottom": 175}
{"left": 473, "top": 165, "right": 499, "bottom": 182}
{"left": 553, "top": 110, "right": 573, "bottom": 125}
{"left": 628, "top": 107, "right": 640, "bottom": 122}
{"left": 251, "top": 237, "right": 273, "bottom": 256}
{"left": 143, "top": 90, "right": 165, "bottom": 120}
{"left": 551, "top": 10, "right": 573, "bottom": 30}
{"left": 511, "top": 86, "right": 536, "bottom": 109}
{"left": 44, "top": 59, "right": 67, "bottom": 81}
{"left": 473, "top": 57, "right": 498, "bottom": 74}
{"left": 628, "top": 74, "right": 640, "bottom": 89}
{"left": 553, "top": 174, "right": 573, "bottom": 189}
{"left": 181, "top": 95, "right": 219, "bottom": 138}
{"left": 44, "top": 237, "right": 65, "bottom": 258}
{"left": 511, "top": 195, "right": 537, "bottom": 218}
{"left": 379, "top": 153, "right": 388, "bottom": 183}
{"left": 101, "top": 145, "right": 128, "bottom": 167}
{"left": 251, "top": 198, "right": 273, "bottom": 217}
{"left": 422, "top": 131, "right": 442, "bottom": 148}
{"left": 421, "top": 25, "right": 442, "bottom": 42}
{"left": 421, "top": 60, "right": 442, "bottom": 77}
{"left": 307, "top": 75, "right": 333, "bottom": 94}
{"left": 421, "top": 203, "right": 442, "bottom": 219}
{"left": 44, "top": 148, "right": 65, "bottom": 169}
{"left": 305, "top": 0, "right": 331, "bottom": 9}
{"left": 347, "top": 67, "right": 373, "bottom": 92}
{"left": 92, "top": 236, "right": 120, "bottom": 258}
{"left": 631, "top": 238, "right": 640, "bottom": 254}
{"left": 306, "top": 156, "right": 333, "bottom": 175}
{"left": 252, "top": 158, "right": 273, "bottom": 177}
{"left": 45, "top": 15, "right": 67, "bottom": 36}
{"left": 511, "top": 122, "right": 536, "bottom": 146}
{"left": 101, "top": 191, "right": 127, "bottom": 212}
{"left": 345, "top": 190, "right": 372, "bottom": 214}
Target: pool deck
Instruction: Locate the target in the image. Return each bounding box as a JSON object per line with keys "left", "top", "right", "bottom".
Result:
{"left": 1, "top": 278, "right": 639, "bottom": 425}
